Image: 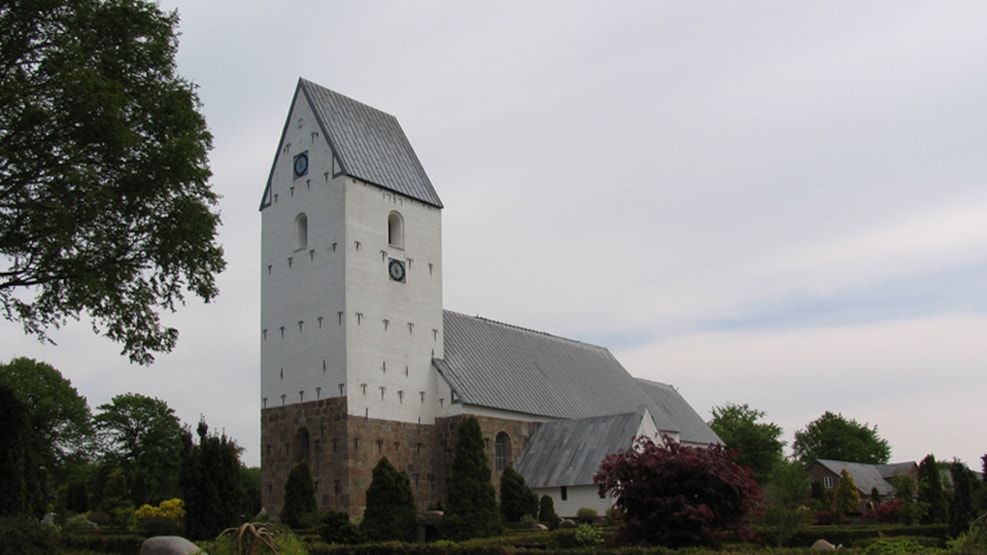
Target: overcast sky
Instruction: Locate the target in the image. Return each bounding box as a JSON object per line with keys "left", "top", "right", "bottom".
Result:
{"left": 5, "top": 1, "right": 987, "bottom": 470}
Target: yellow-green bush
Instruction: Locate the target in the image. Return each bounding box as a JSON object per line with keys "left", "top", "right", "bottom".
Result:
{"left": 134, "top": 498, "right": 184, "bottom": 536}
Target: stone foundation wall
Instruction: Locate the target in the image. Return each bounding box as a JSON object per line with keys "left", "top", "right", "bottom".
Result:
{"left": 432, "top": 414, "right": 542, "bottom": 504}
{"left": 262, "top": 398, "right": 437, "bottom": 518}
{"left": 262, "top": 401, "right": 545, "bottom": 518}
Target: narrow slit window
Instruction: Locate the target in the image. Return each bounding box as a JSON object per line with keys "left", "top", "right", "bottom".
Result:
{"left": 295, "top": 213, "right": 308, "bottom": 250}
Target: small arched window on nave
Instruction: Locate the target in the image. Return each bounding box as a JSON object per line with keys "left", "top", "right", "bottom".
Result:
{"left": 295, "top": 213, "right": 308, "bottom": 250}
{"left": 387, "top": 211, "right": 404, "bottom": 249}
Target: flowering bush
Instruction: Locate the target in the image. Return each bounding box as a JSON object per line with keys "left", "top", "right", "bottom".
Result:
{"left": 862, "top": 499, "right": 902, "bottom": 523}
{"left": 134, "top": 498, "right": 184, "bottom": 536}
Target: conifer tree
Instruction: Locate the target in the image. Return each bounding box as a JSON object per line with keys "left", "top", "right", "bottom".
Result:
{"left": 499, "top": 466, "right": 537, "bottom": 522}
{"left": 281, "top": 459, "right": 317, "bottom": 529}
{"left": 918, "top": 454, "right": 947, "bottom": 524}
{"left": 180, "top": 420, "right": 243, "bottom": 540}
{"left": 538, "top": 495, "right": 560, "bottom": 530}
{"left": 362, "top": 457, "right": 417, "bottom": 542}
{"left": 949, "top": 461, "right": 977, "bottom": 538}
{"left": 834, "top": 469, "right": 861, "bottom": 516}
{"left": 0, "top": 384, "right": 44, "bottom": 517}
{"left": 443, "top": 416, "right": 503, "bottom": 539}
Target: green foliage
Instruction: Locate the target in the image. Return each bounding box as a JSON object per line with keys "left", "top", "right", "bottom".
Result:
{"left": 134, "top": 498, "right": 184, "bottom": 536}
{"left": 538, "top": 495, "right": 560, "bottom": 530}
{"left": 59, "top": 530, "right": 146, "bottom": 554}
{"left": 779, "top": 523, "right": 948, "bottom": 548}
{"left": 595, "top": 435, "right": 762, "bottom": 547}
{"left": 65, "top": 480, "right": 90, "bottom": 514}
{"left": 102, "top": 468, "right": 128, "bottom": 502}
{"left": 950, "top": 514, "right": 987, "bottom": 554}
{"left": 362, "top": 457, "right": 417, "bottom": 542}
{"left": 206, "top": 522, "right": 307, "bottom": 555}
{"left": 553, "top": 523, "right": 605, "bottom": 547}
{"left": 708, "top": 402, "right": 785, "bottom": 483}
{"left": 319, "top": 510, "right": 363, "bottom": 544}
{"left": 240, "top": 465, "right": 263, "bottom": 518}
{"left": 94, "top": 393, "right": 184, "bottom": 503}
{"left": 834, "top": 469, "right": 862, "bottom": 515}
{"left": 760, "top": 459, "right": 811, "bottom": 546}
{"left": 0, "top": 384, "right": 45, "bottom": 517}
{"left": 918, "top": 454, "right": 947, "bottom": 524}
{"left": 862, "top": 538, "right": 940, "bottom": 554}
{"left": 792, "top": 411, "right": 891, "bottom": 464}
{"left": 0, "top": 358, "right": 93, "bottom": 481}
{"left": 181, "top": 419, "right": 244, "bottom": 540}
{"left": 0, "top": 0, "right": 225, "bottom": 365}
{"left": 948, "top": 461, "right": 978, "bottom": 538}
{"left": 0, "top": 516, "right": 58, "bottom": 555}
{"left": 575, "top": 507, "right": 598, "bottom": 524}
{"left": 443, "top": 416, "right": 503, "bottom": 540}
{"left": 498, "top": 466, "right": 537, "bottom": 523}
{"left": 281, "top": 459, "right": 318, "bottom": 530}
{"left": 889, "top": 474, "right": 921, "bottom": 524}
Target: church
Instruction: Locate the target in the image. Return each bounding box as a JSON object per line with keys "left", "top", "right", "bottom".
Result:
{"left": 259, "top": 78, "right": 720, "bottom": 517}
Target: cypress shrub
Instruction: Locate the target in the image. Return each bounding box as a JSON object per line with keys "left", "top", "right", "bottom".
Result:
{"left": 442, "top": 416, "right": 503, "bottom": 539}
{"left": 281, "top": 459, "right": 318, "bottom": 529}
{"left": 362, "top": 457, "right": 417, "bottom": 542}
{"left": 499, "top": 466, "right": 537, "bottom": 523}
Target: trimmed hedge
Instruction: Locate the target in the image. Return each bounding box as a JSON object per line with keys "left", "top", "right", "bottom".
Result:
{"left": 780, "top": 524, "right": 947, "bottom": 548}
{"left": 59, "top": 531, "right": 145, "bottom": 555}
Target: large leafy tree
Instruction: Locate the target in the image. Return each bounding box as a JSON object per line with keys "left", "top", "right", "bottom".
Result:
{"left": 0, "top": 0, "right": 224, "bottom": 365}
{"left": 0, "top": 357, "right": 92, "bottom": 480}
{"left": 595, "top": 436, "right": 761, "bottom": 548}
{"left": 443, "top": 416, "right": 503, "bottom": 540}
{"left": 708, "top": 402, "right": 785, "bottom": 483}
{"left": 792, "top": 411, "right": 891, "bottom": 464}
{"left": 362, "top": 457, "right": 417, "bottom": 542}
{"left": 180, "top": 419, "right": 243, "bottom": 541}
{"left": 94, "top": 393, "right": 184, "bottom": 503}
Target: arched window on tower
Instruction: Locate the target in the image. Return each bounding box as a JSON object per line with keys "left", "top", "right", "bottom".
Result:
{"left": 295, "top": 213, "right": 308, "bottom": 250}
{"left": 495, "top": 432, "right": 511, "bottom": 472}
{"left": 388, "top": 211, "right": 404, "bottom": 249}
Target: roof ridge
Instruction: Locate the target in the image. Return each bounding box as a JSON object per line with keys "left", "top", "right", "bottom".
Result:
{"left": 446, "top": 310, "right": 598, "bottom": 347}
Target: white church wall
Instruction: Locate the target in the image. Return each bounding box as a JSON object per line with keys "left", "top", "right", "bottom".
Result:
{"left": 536, "top": 485, "right": 614, "bottom": 520}
{"left": 343, "top": 178, "right": 444, "bottom": 424}
{"left": 261, "top": 96, "right": 348, "bottom": 409}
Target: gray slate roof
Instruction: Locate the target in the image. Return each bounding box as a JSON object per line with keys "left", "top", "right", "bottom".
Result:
{"left": 261, "top": 78, "right": 443, "bottom": 209}
{"left": 514, "top": 411, "right": 645, "bottom": 488}
{"left": 636, "top": 379, "right": 722, "bottom": 445}
{"left": 814, "top": 459, "right": 915, "bottom": 497}
{"left": 436, "top": 311, "right": 720, "bottom": 445}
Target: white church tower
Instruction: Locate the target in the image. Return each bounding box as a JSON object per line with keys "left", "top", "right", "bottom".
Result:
{"left": 259, "top": 79, "right": 445, "bottom": 512}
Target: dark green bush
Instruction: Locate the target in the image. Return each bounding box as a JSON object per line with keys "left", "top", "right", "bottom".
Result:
{"left": 0, "top": 517, "right": 58, "bottom": 555}
{"left": 59, "top": 530, "right": 145, "bottom": 555}
{"left": 363, "top": 457, "right": 417, "bottom": 542}
{"left": 538, "top": 495, "right": 559, "bottom": 530}
{"left": 319, "top": 510, "right": 363, "bottom": 544}
{"left": 575, "top": 507, "right": 597, "bottom": 524}
{"left": 782, "top": 523, "right": 947, "bottom": 548}
{"left": 136, "top": 514, "right": 183, "bottom": 537}
{"left": 281, "top": 460, "right": 318, "bottom": 530}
